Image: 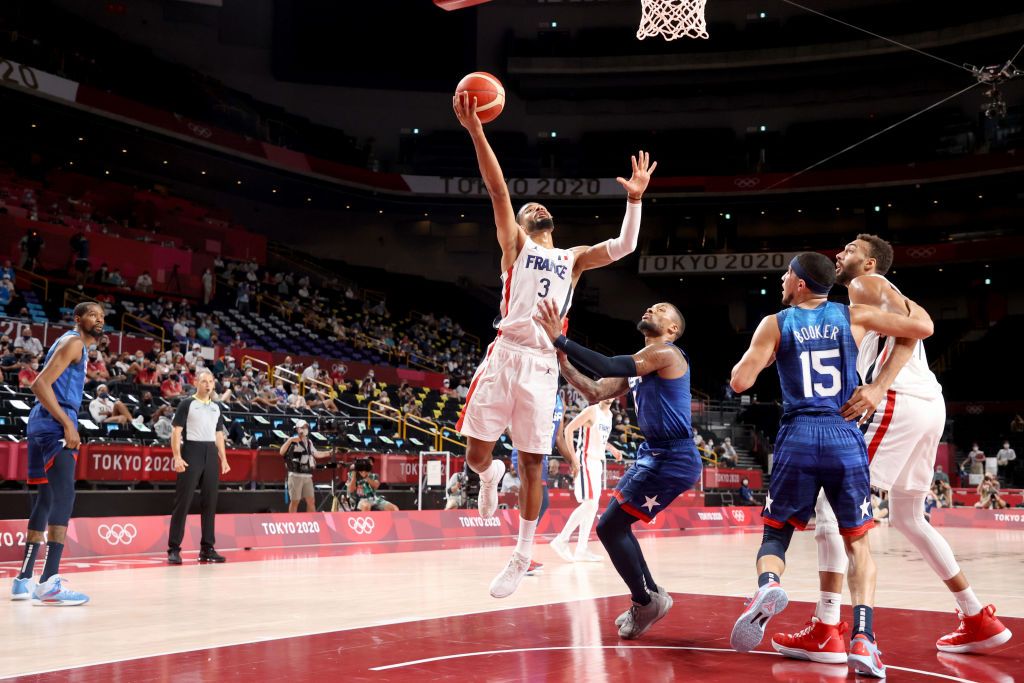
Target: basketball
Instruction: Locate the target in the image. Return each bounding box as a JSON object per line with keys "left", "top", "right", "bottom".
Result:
{"left": 455, "top": 71, "right": 505, "bottom": 124}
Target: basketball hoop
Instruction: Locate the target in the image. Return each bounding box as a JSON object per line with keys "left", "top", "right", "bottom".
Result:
{"left": 636, "top": 0, "right": 709, "bottom": 41}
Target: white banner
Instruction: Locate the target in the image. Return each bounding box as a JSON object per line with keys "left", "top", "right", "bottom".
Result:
{"left": 402, "top": 175, "right": 621, "bottom": 198}
{"left": 639, "top": 251, "right": 800, "bottom": 275}
{"left": 0, "top": 58, "right": 79, "bottom": 102}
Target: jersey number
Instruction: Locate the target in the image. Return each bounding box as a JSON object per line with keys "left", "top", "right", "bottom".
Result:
{"left": 798, "top": 349, "right": 841, "bottom": 398}
{"left": 538, "top": 278, "right": 550, "bottom": 298}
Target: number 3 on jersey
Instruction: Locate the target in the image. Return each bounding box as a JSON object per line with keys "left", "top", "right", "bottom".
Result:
{"left": 538, "top": 278, "right": 550, "bottom": 298}
{"left": 798, "top": 349, "right": 841, "bottom": 397}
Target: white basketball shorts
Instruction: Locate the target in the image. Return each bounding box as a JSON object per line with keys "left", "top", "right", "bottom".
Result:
{"left": 864, "top": 390, "right": 946, "bottom": 493}
{"left": 456, "top": 336, "right": 558, "bottom": 455}
{"left": 574, "top": 457, "right": 604, "bottom": 503}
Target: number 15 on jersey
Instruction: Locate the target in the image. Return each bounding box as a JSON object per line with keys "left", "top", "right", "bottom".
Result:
{"left": 798, "top": 349, "right": 841, "bottom": 397}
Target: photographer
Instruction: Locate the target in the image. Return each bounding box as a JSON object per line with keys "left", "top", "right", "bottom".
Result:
{"left": 346, "top": 458, "right": 398, "bottom": 511}
{"left": 445, "top": 464, "right": 479, "bottom": 510}
{"left": 280, "top": 420, "right": 331, "bottom": 513}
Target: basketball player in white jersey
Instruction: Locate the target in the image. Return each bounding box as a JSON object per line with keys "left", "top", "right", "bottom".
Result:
{"left": 772, "top": 234, "right": 1010, "bottom": 663}
{"left": 452, "top": 92, "right": 656, "bottom": 598}
{"left": 551, "top": 399, "right": 623, "bottom": 562}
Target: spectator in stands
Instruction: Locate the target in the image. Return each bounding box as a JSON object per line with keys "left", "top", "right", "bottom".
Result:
{"left": 738, "top": 478, "right": 756, "bottom": 506}
{"left": 172, "top": 316, "right": 189, "bottom": 340}
{"left": 329, "top": 363, "right": 347, "bottom": 391}
{"left": 932, "top": 479, "right": 953, "bottom": 508}
{"left": 965, "top": 442, "right": 985, "bottom": 477}
{"left": 161, "top": 373, "right": 184, "bottom": 400}
{"left": 85, "top": 349, "right": 109, "bottom": 389}
{"left": 235, "top": 378, "right": 257, "bottom": 406}
{"left": 236, "top": 282, "right": 250, "bottom": 314}
{"left": 17, "top": 357, "right": 39, "bottom": 388}
{"left": 107, "top": 268, "right": 126, "bottom": 288}
{"left": 88, "top": 384, "right": 139, "bottom": 426}
{"left": 136, "top": 360, "right": 161, "bottom": 391}
{"left": 14, "top": 327, "right": 43, "bottom": 358}
{"left": 18, "top": 228, "right": 44, "bottom": 271}
{"left": 94, "top": 263, "right": 109, "bottom": 285}
{"left": 201, "top": 268, "right": 214, "bottom": 305}
{"left": 359, "top": 370, "right": 375, "bottom": 396}
{"left": 185, "top": 343, "right": 203, "bottom": 366}
{"left": 0, "top": 278, "right": 13, "bottom": 308}
{"left": 1012, "top": 415, "right": 1024, "bottom": 434}
{"left": 0, "top": 338, "right": 20, "bottom": 379}
{"left": 135, "top": 270, "right": 154, "bottom": 294}
{"left": 69, "top": 231, "right": 90, "bottom": 284}
{"left": 215, "top": 379, "right": 234, "bottom": 403}
{"left": 932, "top": 465, "right": 950, "bottom": 486}
{"left": 997, "top": 440, "right": 1016, "bottom": 469}
{"left": 720, "top": 437, "right": 738, "bottom": 468}
{"left": 0, "top": 260, "right": 15, "bottom": 282}
{"left": 975, "top": 474, "right": 1008, "bottom": 509}
{"left": 287, "top": 387, "right": 308, "bottom": 411}
{"left": 254, "top": 380, "right": 280, "bottom": 409}
{"left": 306, "top": 386, "right": 339, "bottom": 413}
{"left": 454, "top": 378, "right": 469, "bottom": 400}
{"left": 153, "top": 411, "right": 174, "bottom": 441}
{"left": 273, "top": 380, "right": 288, "bottom": 403}
{"left": 300, "top": 361, "right": 319, "bottom": 384}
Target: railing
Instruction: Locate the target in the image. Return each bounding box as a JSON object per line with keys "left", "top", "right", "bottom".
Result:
{"left": 405, "top": 415, "right": 442, "bottom": 450}
{"left": 121, "top": 312, "right": 165, "bottom": 346}
{"left": 255, "top": 291, "right": 291, "bottom": 320}
{"left": 367, "top": 400, "right": 402, "bottom": 438}
{"left": 14, "top": 267, "right": 48, "bottom": 302}
{"left": 62, "top": 287, "right": 91, "bottom": 310}
{"left": 302, "top": 375, "right": 335, "bottom": 399}
{"left": 244, "top": 355, "right": 273, "bottom": 383}
{"left": 274, "top": 365, "right": 300, "bottom": 389}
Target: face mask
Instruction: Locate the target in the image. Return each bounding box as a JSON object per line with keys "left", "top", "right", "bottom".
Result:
{"left": 98, "top": 391, "right": 109, "bottom": 398}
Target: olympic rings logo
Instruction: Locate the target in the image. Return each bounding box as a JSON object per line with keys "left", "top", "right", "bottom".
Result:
{"left": 734, "top": 177, "right": 760, "bottom": 189}
{"left": 906, "top": 247, "right": 936, "bottom": 259}
{"left": 187, "top": 122, "right": 213, "bottom": 139}
{"left": 97, "top": 523, "right": 138, "bottom": 545}
{"left": 731, "top": 509, "right": 746, "bottom": 523}
{"left": 347, "top": 516, "right": 376, "bottom": 535}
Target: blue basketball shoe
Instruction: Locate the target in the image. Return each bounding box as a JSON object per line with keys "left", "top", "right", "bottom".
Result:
{"left": 11, "top": 577, "right": 36, "bottom": 601}
{"left": 32, "top": 575, "right": 90, "bottom": 606}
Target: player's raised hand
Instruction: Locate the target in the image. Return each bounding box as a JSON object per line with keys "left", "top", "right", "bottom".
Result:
{"left": 616, "top": 150, "right": 658, "bottom": 199}
{"left": 452, "top": 92, "right": 482, "bottom": 133}
{"left": 840, "top": 383, "right": 884, "bottom": 425}
{"left": 534, "top": 299, "right": 564, "bottom": 342}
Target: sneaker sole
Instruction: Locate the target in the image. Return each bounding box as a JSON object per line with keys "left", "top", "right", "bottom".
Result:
{"left": 730, "top": 586, "right": 789, "bottom": 652}
{"left": 32, "top": 598, "right": 89, "bottom": 606}
{"left": 772, "top": 642, "right": 847, "bottom": 664}
{"left": 936, "top": 627, "right": 1012, "bottom": 653}
{"left": 11, "top": 593, "right": 31, "bottom": 601}
{"left": 848, "top": 654, "right": 886, "bottom": 678}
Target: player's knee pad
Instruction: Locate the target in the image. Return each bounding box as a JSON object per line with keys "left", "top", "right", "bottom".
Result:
{"left": 46, "top": 451, "right": 77, "bottom": 527}
{"left": 888, "top": 488, "right": 960, "bottom": 580}
{"left": 814, "top": 519, "right": 848, "bottom": 574}
{"left": 757, "top": 523, "right": 794, "bottom": 563}
{"left": 28, "top": 484, "right": 53, "bottom": 532}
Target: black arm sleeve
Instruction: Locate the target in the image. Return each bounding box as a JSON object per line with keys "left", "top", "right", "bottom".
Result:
{"left": 171, "top": 398, "right": 191, "bottom": 428}
{"left": 216, "top": 409, "right": 225, "bottom": 432}
{"left": 554, "top": 336, "right": 637, "bottom": 378}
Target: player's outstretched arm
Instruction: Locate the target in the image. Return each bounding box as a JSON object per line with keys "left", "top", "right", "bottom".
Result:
{"left": 557, "top": 352, "right": 630, "bottom": 404}
{"left": 730, "top": 314, "right": 780, "bottom": 394}
{"left": 850, "top": 303, "right": 933, "bottom": 341}
{"left": 572, "top": 151, "right": 657, "bottom": 275}
{"left": 453, "top": 92, "right": 523, "bottom": 269}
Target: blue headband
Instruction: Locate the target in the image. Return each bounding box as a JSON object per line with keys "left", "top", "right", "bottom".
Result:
{"left": 790, "top": 257, "right": 832, "bottom": 295}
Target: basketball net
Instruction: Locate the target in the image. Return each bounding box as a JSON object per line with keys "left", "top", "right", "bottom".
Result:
{"left": 636, "top": 0, "right": 709, "bottom": 41}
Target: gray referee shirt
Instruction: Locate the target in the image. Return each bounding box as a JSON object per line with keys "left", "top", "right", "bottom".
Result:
{"left": 172, "top": 397, "right": 225, "bottom": 443}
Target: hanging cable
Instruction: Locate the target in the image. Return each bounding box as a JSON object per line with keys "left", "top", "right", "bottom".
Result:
{"left": 763, "top": 80, "right": 985, "bottom": 191}
{"left": 777, "top": 0, "right": 978, "bottom": 75}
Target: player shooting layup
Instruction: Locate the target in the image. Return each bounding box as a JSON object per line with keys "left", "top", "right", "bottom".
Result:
{"left": 452, "top": 91, "right": 656, "bottom": 599}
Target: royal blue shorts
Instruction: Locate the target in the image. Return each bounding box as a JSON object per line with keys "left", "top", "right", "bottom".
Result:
{"left": 26, "top": 404, "right": 79, "bottom": 485}
{"left": 765, "top": 414, "right": 873, "bottom": 537}
{"left": 613, "top": 439, "right": 702, "bottom": 522}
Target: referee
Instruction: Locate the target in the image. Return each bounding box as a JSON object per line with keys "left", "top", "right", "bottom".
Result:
{"left": 167, "top": 369, "right": 230, "bottom": 564}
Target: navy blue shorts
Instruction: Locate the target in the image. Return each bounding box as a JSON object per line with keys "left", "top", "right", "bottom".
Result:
{"left": 613, "top": 440, "right": 702, "bottom": 522}
{"left": 26, "top": 404, "right": 79, "bottom": 485}
{"left": 765, "top": 414, "right": 873, "bottom": 537}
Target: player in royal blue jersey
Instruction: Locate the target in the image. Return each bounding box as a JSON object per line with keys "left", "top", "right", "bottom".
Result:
{"left": 11, "top": 302, "right": 104, "bottom": 606}
{"left": 727, "top": 253, "right": 933, "bottom": 678}
{"left": 536, "top": 298, "right": 701, "bottom": 641}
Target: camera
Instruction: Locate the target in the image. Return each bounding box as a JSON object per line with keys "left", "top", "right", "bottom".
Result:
{"left": 351, "top": 457, "right": 374, "bottom": 474}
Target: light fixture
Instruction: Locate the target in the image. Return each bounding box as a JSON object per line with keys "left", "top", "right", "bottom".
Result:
{"left": 873, "top": 205, "right": 881, "bottom": 212}
{"left": 932, "top": 199, "right": 938, "bottom": 205}
{"left": 759, "top": 11, "right": 767, "bottom": 18}
{"left": 423, "top": 213, "right": 429, "bottom": 217}
{"left": 236, "top": 180, "right": 242, "bottom": 186}
{"left": 201, "top": 171, "right": 207, "bottom": 175}
{"left": 272, "top": 188, "right": 278, "bottom": 193}
{"left": 984, "top": 278, "right": 992, "bottom": 285}
{"left": 77, "top": 136, "right": 84, "bottom": 142}
{"left": 550, "top": 21, "right": 558, "bottom": 28}
{"left": 724, "top": 213, "right": 731, "bottom": 220}
{"left": 977, "top": 194, "right": 983, "bottom": 199}
{"left": 162, "top": 160, "right": 169, "bottom": 165}
{"left": 306, "top": 197, "right": 311, "bottom": 202}
{"left": 378, "top": 209, "right": 384, "bottom": 214}
{"left": 121, "top": 148, "right": 127, "bottom": 154}
{"left": 550, "top": 131, "right": 557, "bottom": 138}
{"left": 760, "top": 210, "right": 765, "bottom": 215}
{"left": 759, "top": 125, "right": 766, "bottom": 132}
{"left": 30, "top": 123, "right": 37, "bottom": 128}
{"left": 797, "top": 209, "right": 802, "bottom": 214}
{"left": 104, "top": 170, "right": 110, "bottom": 175}
{"left": 345, "top": 205, "right": 351, "bottom": 209}
{"left": 460, "top": 213, "right": 465, "bottom": 218}
{"left": 938, "top": 268, "right": 944, "bottom": 272}
{"left": 412, "top": 128, "right": 420, "bottom": 135}
{"left": 760, "top": 288, "right": 766, "bottom": 295}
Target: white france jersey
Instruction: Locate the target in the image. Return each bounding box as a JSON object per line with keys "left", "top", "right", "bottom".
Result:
{"left": 578, "top": 408, "right": 614, "bottom": 461}
{"left": 498, "top": 236, "right": 575, "bottom": 350}
{"left": 856, "top": 274, "right": 942, "bottom": 400}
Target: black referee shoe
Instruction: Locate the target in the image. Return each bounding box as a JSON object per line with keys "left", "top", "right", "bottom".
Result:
{"left": 198, "top": 549, "right": 226, "bottom": 563}
{"left": 167, "top": 549, "right": 182, "bottom": 565}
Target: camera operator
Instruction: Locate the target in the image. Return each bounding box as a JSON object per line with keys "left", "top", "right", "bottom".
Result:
{"left": 445, "top": 464, "right": 479, "bottom": 510}
{"left": 346, "top": 458, "right": 398, "bottom": 511}
{"left": 280, "top": 420, "right": 331, "bottom": 513}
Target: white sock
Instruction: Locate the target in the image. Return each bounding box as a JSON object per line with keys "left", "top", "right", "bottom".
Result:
{"left": 815, "top": 591, "right": 842, "bottom": 625}
{"left": 574, "top": 501, "right": 599, "bottom": 555}
{"left": 515, "top": 516, "right": 537, "bottom": 558}
{"left": 953, "top": 587, "right": 983, "bottom": 617}
{"left": 479, "top": 460, "right": 500, "bottom": 484}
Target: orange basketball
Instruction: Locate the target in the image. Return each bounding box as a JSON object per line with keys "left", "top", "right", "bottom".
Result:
{"left": 456, "top": 71, "right": 505, "bottom": 124}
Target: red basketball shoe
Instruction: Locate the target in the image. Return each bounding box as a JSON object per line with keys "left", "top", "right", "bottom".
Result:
{"left": 772, "top": 617, "right": 848, "bottom": 664}
{"left": 936, "top": 605, "right": 1012, "bottom": 653}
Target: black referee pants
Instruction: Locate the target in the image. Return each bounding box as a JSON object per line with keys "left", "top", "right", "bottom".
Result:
{"left": 168, "top": 443, "right": 220, "bottom": 552}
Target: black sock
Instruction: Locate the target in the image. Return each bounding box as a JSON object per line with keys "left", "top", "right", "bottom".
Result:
{"left": 853, "top": 604, "right": 874, "bottom": 642}
{"left": 18, "top": 542, "right": 41, "bottom": 580}
{"left": 40, "top": 541, "right": 64, "bottom": 583}
{"left": 758, "top": 571, "right": 780, "bottom": 587}
{"left": 596, "top": 501, "right": 652, "bottom": 606}
{"left": 628, "top": 531, "right": 658, "bottom": 594}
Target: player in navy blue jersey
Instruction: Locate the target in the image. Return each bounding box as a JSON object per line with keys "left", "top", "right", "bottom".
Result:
{"left": 11, "top": 302, "right": 104, "bottom": 606}
{"left": 727, "top": 252, "right": 933, "bottom": 678}
{"left": 535, "top": 298, "right": 701, "bottom": 641}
